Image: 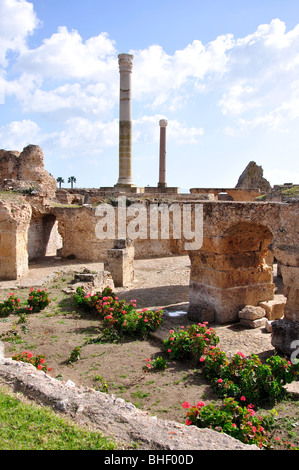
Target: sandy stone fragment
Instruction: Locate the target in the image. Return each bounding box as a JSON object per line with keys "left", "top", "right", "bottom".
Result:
{"left": 239, "top": 317, "right": 267, "bottom": 329}
{"left": 238, "top": 305, "right": 266, "bottom": 320}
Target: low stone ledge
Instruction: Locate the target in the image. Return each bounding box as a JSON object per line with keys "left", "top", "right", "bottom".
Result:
{"left": 0, "top": 346, "right": 257, "bottom": 451}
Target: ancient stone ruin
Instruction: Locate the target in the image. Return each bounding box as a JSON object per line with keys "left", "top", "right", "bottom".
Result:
{"left": 0, "top": 54, "right": 298, "bottom": 366}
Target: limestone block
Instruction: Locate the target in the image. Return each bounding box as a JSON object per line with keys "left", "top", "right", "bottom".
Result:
{"left": 283, "top": 286, "right": 299, "bottom": 321}
{"left": 239, "top": 305, "right": 266, "bottom": 320}
{"left": 200, "top": 236, "right": 265, "bottom": 254}
{"left": 188, "top": 281, "right": 274, "bottom": 323}
{"left": 190, "top": 265, "right": 272, "bottom": 289}
{"left": 259, "top": 295, "right": 287, "bottom": 320}
{"left": 280, "top": 266, "right": 299, "bottom": 288}
{"left": 272, "top": 246, "right": 299, "bottom": 267}
{"left": 190, "top": 251, "right": 262, "bottom": 270}
{"left": 239, "top": 317, "right": 267, "bottom": 329}
{"left": 74, "top": 270, "right": 104, "bottom": 287}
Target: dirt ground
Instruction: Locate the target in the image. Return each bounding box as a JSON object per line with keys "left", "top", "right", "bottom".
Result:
{"left": 0, "top": 255, "right": 298, "bottom": 449}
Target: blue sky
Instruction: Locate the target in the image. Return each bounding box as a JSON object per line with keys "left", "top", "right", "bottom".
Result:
{"left": 0, "top": 0, "right": 299, "bottom": 190}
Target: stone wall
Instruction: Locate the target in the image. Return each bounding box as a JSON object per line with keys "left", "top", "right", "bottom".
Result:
{"left": 51, "top": 199, "right": 298, "bottom": 325}
{"left": 190, "top": 187, "right": 263, "bottom": 201}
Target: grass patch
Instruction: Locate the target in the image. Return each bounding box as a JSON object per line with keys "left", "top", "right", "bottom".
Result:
{"left": 0, "top": 386, "right": 116, "bottom": 450}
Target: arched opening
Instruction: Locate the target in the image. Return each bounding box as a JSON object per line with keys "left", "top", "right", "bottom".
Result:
{"left": 188, "top": 221, "right": 275, "bottom": 323}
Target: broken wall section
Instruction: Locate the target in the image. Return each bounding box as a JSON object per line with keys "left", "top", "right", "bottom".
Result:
{"left": 0, "top": 200, "right": 32, "bottom": 280}
{"left": 0, "top": 145, "right": 57, "bottom": 199}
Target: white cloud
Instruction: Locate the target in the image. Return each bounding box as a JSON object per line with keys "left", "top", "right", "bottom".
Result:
{"left": 264, "top": 168, "right": 299, "bottom": 186}
{"left": 131, "top": 35, "right": 233, "bottom": 109}
{"left": 1, "top": 6, "right": 299, "bottom": 187}
{"left": 7, "top": 78, "right": 118, "bottom": 115}
{"left": 218, "top": 19, "right": 299, "bottom": 131}
{"left": 16, "top": 26, "right": 117, "bottom": 81}
{"left": 132, "top": 115, "right": 204, "bottom": 145}
{"left": 53, "top": 117, "right": 119, "bottom": 153}
{"left": 0, "top": 0, "right": 39, "bottom": 66}
{"left": 0, "top": 119, "right": 40, "bottom": 149}
{"left": 167, "top": 119, "right": 204, "bottom": 144}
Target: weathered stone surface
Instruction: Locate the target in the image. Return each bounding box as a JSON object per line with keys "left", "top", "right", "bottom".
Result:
{"left": 0, "top": 200, "right": 32, "bottom": 280}
{"left": 271, "top": 319, "right": 299, "bottom": 356}
{"left": 74, "top": 269, "right": 104, "bottom": 285}
{"left": 239, "top": 305, "right": 266, "bottom": 320}
{"left": 259, "top": 295, "right": 286, "bottom": 320}
{"left": 239, "top": 317, "right": 267, "bottom": 329}
{"left": 190, "top": 265, "right": 272, "bottom": 289}
{"left": 0, "top": 145, "right": 57, "bottom": 198}
{"left": 280, "top": 266, "right": 299, "bottom": 288}
{"left": 235, "top": 161, "right": 271, "bottom": 192}
{"left": 106, "top": 239, "right": 134, "bottom": 287}
{"left": 188, "top": 281, "right": 274, "bottom": 324}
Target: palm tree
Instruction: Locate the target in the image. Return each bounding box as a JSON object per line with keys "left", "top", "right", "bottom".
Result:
{"left": 68, "top": 176, "right": 77, "bottom": 189}
{"left": 56, "top": 177, "right": 64, "bottom": 188}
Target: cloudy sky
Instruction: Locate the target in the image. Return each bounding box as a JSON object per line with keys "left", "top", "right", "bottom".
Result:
{"left": 0, "top": 0, "right": 299, "bottom": 190}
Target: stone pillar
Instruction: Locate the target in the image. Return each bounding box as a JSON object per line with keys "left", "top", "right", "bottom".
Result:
{"left": 116, "top": 53, "right": 134, "bottom": 187}
{"left": 187, "top": 219, "right": 275, "bottom": 324}
{"left": 158, "top": 119, "right": 168, "bottom": 189}
{"left": 106, "top": 239, "right": 134, "bottom": 287}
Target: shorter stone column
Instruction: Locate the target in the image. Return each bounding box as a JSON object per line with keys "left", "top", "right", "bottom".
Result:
{"left": 106, "top": 239, "right": 134, "bottom": 287}
{"left": 158, "top": 119, "right": 168, "bottom": 189}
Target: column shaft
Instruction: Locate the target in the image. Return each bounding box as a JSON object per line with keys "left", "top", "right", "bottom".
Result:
{"left": 158, "top": 119, "right": 168, "bottom": 188}
{"left": 117, "top": 54, "right": 134, "bottom": 186}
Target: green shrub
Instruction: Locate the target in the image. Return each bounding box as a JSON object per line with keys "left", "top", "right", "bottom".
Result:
{"left": 143, "top": 356, "right": 167, "bottom": 371}
{"left": 74, "top": 287, "right": 163, "bottom": 338}
{"left": 183, "top": 397, "right": 275, "bottom": 448}
{"left": 163, "top": 322, "right": 220, "bottom": 360}
{"left": 0, "top": 293, "right": 21, "bottom": 317}
{"left": 201, "top": 349, "right": 299, "bottom": 407}
{"left": 27, "top": 288, "right": 51, "bottom": 313}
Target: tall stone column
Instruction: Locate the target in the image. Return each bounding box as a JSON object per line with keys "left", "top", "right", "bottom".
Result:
{"left": 116, "top": 53, "right": 134, "bottom": 187}
{"left": 158, "top": 119, "right": 168, "bottom": 188}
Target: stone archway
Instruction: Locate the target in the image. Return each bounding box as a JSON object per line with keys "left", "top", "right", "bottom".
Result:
{"left": 188, "top": 221, "right": 274, "bottom": 324}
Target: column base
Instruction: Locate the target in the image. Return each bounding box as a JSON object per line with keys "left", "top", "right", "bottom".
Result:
{"left": 115, "top": 181, "right": 136, "bottom": 188}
